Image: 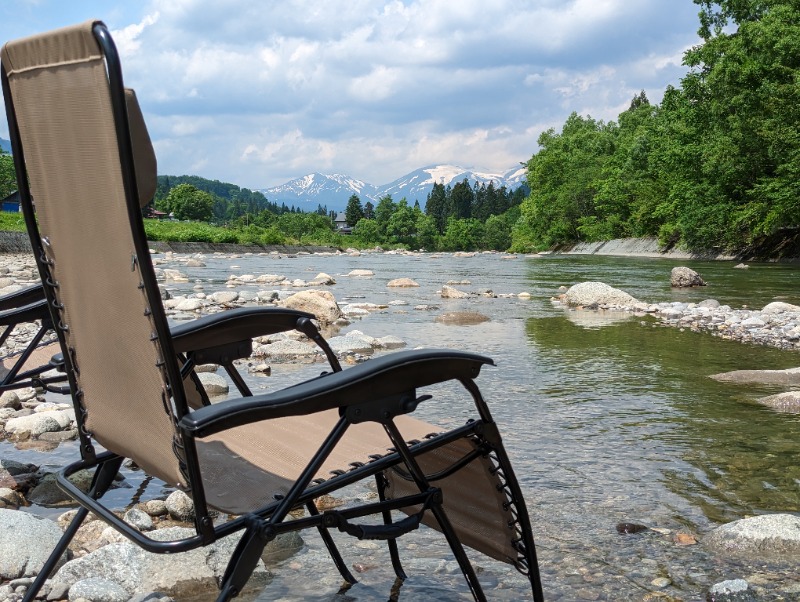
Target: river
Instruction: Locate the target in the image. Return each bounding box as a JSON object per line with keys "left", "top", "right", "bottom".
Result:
{"left": 5, "top": 251, "right": 800, "bottom": 600}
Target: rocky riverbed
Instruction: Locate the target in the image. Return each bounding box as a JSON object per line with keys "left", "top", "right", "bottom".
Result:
{"left": 0, "top": 250, "right": 799, "bottom": 601}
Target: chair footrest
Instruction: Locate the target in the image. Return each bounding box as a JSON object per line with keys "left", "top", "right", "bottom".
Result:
{"left": 323, "top": 488, "right": 440, "bottom": 541}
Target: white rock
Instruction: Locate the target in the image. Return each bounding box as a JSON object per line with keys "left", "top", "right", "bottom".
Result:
{"left": 440, "top": 285, "right": 470, "bottom": 299}
{"left": 563, "top": 282, "right": 638, "bottom": 308}
{"left": 210, "top": 291, "right": 239, "bottom": 304}
{"left": 762, "top": 301, "right": 800, "bottom": 314}
{"left": 175, "top": 298, "right": 204, "bottom": 312}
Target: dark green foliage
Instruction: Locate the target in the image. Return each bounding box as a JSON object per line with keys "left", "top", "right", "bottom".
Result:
{"left": 345, "top": 194, "right": 364, "bottom": 226}
{"left": 363, "top": 201, "right": 375, "bottom": 220}
{"left": 513, "top": 0, "right": 800, "bottom": 253}
{"left": 154, "top": 174, "right": 292, "bottom": 222}
{"left": 162, "top": 183, "right": 214, "bottom": 221}
{"left": 0, "top": 150, "right": 15, "bottom": 200}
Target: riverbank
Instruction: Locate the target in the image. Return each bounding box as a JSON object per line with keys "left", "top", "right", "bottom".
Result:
{"left": 554, "top": 237, "right": 738, "bottom": 260}
{"left": 554, "top": 234, "right": 800, "bottom": 263}
{"left": 0, "top": 230, "right": 340, "bottom": 255}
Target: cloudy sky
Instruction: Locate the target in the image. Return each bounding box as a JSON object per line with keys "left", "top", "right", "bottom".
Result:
{"left": 1, "top": 0, "right": 702, "bottom": 189}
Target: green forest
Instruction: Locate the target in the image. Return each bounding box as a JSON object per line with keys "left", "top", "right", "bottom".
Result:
{"left": 2, "top": 0, "right": 798, "bottom": 254}
{"left": 150, "top": 175, "right": 525, "bottom": 251}
{"left": 511, "top": 0, "right": 800, "bottom": 254}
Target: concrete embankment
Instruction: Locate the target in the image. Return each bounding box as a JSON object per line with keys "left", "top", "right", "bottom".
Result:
{"left": 554, "top": 237, "right": 737, "bottom": 260}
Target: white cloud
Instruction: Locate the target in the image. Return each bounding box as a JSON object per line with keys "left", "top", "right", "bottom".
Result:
{"left": 110, "top": 12, "right": 159, "bottom": 56}
{"left": 0, "top": 0, "right": 702, "bottom": 188}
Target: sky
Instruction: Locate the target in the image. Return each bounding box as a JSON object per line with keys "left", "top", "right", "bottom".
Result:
{"left": 0, "top": 0, "right": 703, "bottom": 190}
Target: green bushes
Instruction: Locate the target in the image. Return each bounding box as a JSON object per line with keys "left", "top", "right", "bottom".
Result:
{"left": 0, "top": 212, "right": 25, "bottom": 232}
{"left": 143, "top": 219, "right": 285, "bottom": 245}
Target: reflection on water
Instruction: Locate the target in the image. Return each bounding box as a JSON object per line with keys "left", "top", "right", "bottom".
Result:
{"left": 5, "top": 252, "right": 800, "bottom": 599}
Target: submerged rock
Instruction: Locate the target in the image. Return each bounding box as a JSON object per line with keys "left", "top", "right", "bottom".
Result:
{"left": 435, "top": 311, "right": 490, "bottom": 325}
{"left": 704, "top": 513, "right": 800, "bottom": 560}
{"left": 709, "top": 367, "right": 800, "bottom": 386}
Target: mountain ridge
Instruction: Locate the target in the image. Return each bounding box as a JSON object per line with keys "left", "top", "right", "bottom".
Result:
{"left": 258, "top": 164, "right": 527, "bottom": 212}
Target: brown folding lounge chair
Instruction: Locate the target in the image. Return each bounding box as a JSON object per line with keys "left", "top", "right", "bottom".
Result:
{"left": 0, "top": 87, "right": 323, "bottom": 400}
{"left": 2, "top": 20, "right": 543, "bottom": 602}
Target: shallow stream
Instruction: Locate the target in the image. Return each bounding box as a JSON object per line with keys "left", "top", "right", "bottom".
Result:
{"left": 5, "top": 252, "right": 800, "bottom": 600}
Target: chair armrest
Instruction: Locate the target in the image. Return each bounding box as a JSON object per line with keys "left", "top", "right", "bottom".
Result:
{"left": 170, "top": 307, "right": 317, "bottom": 354}
{"left": 0, "top": 298, "right": 50, "bottom": 326}
{"left": 179, "top": 349, "right": 494, "bottom": 438}
{"left": 0, "top": 283, "right": 46, "bottom": 311}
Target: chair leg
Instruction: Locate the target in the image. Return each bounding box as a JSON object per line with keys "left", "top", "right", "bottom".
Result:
{"left": 218, "top": 515, "right": 275, "bottom": 601}
{"left": 376, "top": 473, "right": 407, "bottom": 580}
{"left": 383, "top": 422, "right": 487, "bottom": 602}
{"left": 23, "top": 506, "right": 89, "bottom": 602}
{"left": 25, "top": 455, "right": 124, "bottom": 601}
{"left": 305, "top": 501, "right": 357, "bottom": 585}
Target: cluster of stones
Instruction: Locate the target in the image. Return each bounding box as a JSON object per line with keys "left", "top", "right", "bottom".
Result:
{"left": 558, "top": 270, "right": 800, "bottom": 351}
{"left": 0, "top": 488, "right": 304, "bottom": 601}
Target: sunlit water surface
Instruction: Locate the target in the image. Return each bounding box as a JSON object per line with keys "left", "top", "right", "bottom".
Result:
{"left": 5, "top": 252, "right": 800, "bottom": 600}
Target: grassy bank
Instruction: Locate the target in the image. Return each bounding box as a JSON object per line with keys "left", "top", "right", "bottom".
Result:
{"left": 0, "top": 215, "right": 350, "bottom": 248}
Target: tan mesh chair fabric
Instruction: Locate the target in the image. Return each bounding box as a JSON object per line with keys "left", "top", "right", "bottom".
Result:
{"left": 0, "top": 340, "right": 59, "bottom": 381}
{"left": 198, "top": 409, "right": 436, "bottom": 514}
{"left": 198, "top": 411, "right": 518, "bottom": 565}
{"left": 124, "top": 88, "right": 157, "bottom": 208}
{"left": 384, "top": 437, "right": 519, "bottom": 565}
{"left": 1, "top": 21, "right": 184, "bottom": 486}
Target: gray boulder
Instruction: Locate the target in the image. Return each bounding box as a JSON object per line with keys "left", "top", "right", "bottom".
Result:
{"left": 671, "top": 266, "right": 706, "bottom": 287}
{"left": 165, "top": 491, "right": 194, "bottom": 522}
{"left": 709, "top": 367, "right": 800, "bottom": 386}
{"left": 0, "top": 509, "right": 68, "bottom": 579}
{"left": 762, "top": 301, "right": 800, "bottom": 314}
{"left": 563, "top": 282, "right": 638, "bottom": 308}
{"left": 280, "top": 290, "right": 342, "bottom": 325}
{"left": 440, "top": 285, "right": 470, "bottom": 299}
{"left": 704, "top": 513, "right": 800, "bottom": 559}
{"left": 252, "top": 338, "right": 321, "bottom": 363}
{"left": 53, "top": 527, "right": 270, "bottom": 599}
{"left": 756, "top": 391, "right": 800, "bottom": 413}
{"left": 197, "top": 372, "right": 229, "bottom": 397}
{"left": 328, "top": 331, "right": 378, "bottom": 355}
{"left": 69, "top": 577, "right": 129, "bottom": 602}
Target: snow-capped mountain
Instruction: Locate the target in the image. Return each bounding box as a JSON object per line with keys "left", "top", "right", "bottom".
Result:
{"left": 261, "top": 172, "right": 378, "bottom": 210}
{"left": 259, "top": 164, "right": 527, "bottom": 212}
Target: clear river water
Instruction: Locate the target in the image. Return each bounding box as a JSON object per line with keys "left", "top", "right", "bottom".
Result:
{"left": 5, "top": 251, "right": 800, "bottom": 601}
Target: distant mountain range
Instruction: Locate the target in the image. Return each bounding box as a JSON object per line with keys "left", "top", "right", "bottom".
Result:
{"left": 259, "top": 164, "right": 528, "bottom": 212}
{"left": 0, "top": 139, "right": 528, "bottom": 214}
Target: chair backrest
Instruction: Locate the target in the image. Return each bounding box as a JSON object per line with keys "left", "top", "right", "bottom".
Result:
{"left": 1, "top": 21, "right": 188, "bottom": 487}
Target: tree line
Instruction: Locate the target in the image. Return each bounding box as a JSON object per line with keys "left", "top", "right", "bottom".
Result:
{"left": 153, "top": 175, "right": 322, "bottom": 222}
{"left": 511, "top": 0, "right": 800, "bottom": 254}
{"left": 342, "top": 180, "right": 527, "bottom": 250}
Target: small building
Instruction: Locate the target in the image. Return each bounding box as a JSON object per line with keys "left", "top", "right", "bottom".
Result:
{"left": 334, "top": 212, "right": 352, "bottom": 234}
{"left": 1, "top": 191, "right": 20, "bottom": 213}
